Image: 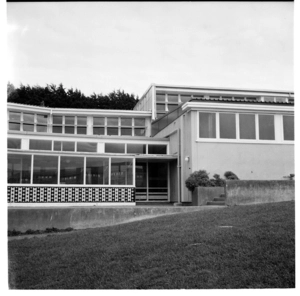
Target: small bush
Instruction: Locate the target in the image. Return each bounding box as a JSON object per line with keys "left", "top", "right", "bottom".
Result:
{"left": 224, "top": 171, "right": 239, "bottom": 180}
{"left": 185, "top": 170, "right": 226, "bottom": 191}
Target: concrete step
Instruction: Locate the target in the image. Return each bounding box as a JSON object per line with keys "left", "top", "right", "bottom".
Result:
{"left": 206, "top": 201, "right": 226, "bottom": 206}
{"left": 136, "top": 201, "right": 174, "bottom": 206}
{"left": 213, "top": 197, "right": 225, "bottom": 202}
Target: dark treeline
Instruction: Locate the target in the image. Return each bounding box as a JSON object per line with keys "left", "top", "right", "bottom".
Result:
{"left": 7, "top": 82, "right": 139, "bottom": 110}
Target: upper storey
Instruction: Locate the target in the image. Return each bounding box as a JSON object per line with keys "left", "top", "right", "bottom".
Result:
{"left": 7, "top": 103, "right": 152, "bottom": 138}
{"left": 134, "top": 84, "right": 294, "bottom": 120}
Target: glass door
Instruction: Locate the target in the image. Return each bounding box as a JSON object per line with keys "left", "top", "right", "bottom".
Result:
{"left": 135, "top": 161, "right": 168, "bottom": 201}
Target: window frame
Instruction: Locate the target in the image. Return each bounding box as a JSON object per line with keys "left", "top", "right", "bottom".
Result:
{"left": 197, "top": 111, "right": 293, "bottom": 144}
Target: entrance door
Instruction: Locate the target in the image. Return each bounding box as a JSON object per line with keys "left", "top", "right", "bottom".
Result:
{"left": 135, "top": 161, "right": 169, "bottom": 201}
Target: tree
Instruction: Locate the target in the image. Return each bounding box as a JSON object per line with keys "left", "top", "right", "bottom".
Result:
{"left": 7, "top": 83, "right": 139, "bottom": 110}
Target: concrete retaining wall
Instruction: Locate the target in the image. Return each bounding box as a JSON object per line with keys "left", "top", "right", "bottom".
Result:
{"left": 8, "top": 206, "right": 205, "bottom": 232}
{"left": 225, "top": 180, "right": 295, "bottom": 206}
{"left": 192, "top": 187, "right": 224, "bottom": 206}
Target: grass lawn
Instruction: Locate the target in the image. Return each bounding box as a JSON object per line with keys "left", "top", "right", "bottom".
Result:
{"left": 8, "top": 201, "right": 295, "bottom": 289}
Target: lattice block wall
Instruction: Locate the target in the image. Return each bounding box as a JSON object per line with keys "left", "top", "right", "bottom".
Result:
{"left": 8, "top": 186, "right": 135, "bottom": 203}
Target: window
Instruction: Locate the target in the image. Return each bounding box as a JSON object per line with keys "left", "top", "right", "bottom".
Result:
{"left": 86, "top": 157, "right": 109, "bottom": 185}
{"left": 8, "top": 112, "right": 49, "bottom": 133}
{"left": 167, "top": 94, "right": 178, "bottom": 103}
{"left": 8, "top": 138, "right": 21, "bottom": 149}
{"left": 105, "top": 143, "right": 125, "bottom": 153}
{"left": 52, "top": 115, "right": 86, "bottom": 135}
{"left": 219, "top": 113, "right": 236, "bottom": 139}
{"left": 8, "top": 112, "right": 21, "bottom": 131}
{"left": 148, "top": 144, "right": 167, "bottom": 154}
{"left": 33, "top": 155, "right": 58, "bottom": 184}
{"left": 60, "top": 156, "right": 84, "bottom": 184}
{"left": 283, "top": 116, "right": 294, "bottom": 141}
{"left": 259, "top": 115, "right": 275, "bottom": 140}
{"left": 53, "top": 141, "right": 75, "bottom": 152}
{"left": 93, "top": 117, "right": 105, "bottom": 135}
{"left": 239, "top": 114, "right": 256, "bottom": 140}
{"left": 111, "top": 158, "right": 133, "bottom": 185}
{"left": 29, "top": 139, "right": 52, "bottom": 151}
{"left": 199, "top": 112, "right": 216, "bottom": 138}
{"left": 127, "top": 144, "right": 146, "bottom": 154}
{"left": 77, "top": 142, "right": 97, "bottom": 152}
{"left": 8, "top": 154, "right": 31, "bottom": 184}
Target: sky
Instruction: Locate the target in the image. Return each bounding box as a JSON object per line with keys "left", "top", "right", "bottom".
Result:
{"left": 6, "top": 2, "right": 294, "bottom": 97}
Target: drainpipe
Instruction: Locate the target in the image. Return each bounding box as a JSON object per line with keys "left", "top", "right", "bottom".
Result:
{"left": 177, "top": 128, "right": 181, "bottom": 203}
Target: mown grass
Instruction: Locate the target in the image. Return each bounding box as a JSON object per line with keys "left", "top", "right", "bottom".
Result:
{"left": 8, "top": 201, "right": 295, "bottom": 289}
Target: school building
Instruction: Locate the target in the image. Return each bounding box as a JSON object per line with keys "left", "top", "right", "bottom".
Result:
{"left": 7, "top": 84, "right": 294, "bottom": 206}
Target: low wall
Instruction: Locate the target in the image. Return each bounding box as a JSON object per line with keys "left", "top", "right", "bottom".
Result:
{"left": 192, "top": 187, "right": 224, "bottom": 206}
{"left": 8, "top": 206, "right": 205, "bottom": 232}
{"left": 225, "top": 180, "right": 295, "bottom": 206}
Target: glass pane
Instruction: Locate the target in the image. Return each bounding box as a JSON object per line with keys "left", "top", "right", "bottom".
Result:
{"left": 219, "top": 113, "right": 236, "bottom": 139}
{"left": 65, "top": 126, "right": 75, "bottom": 134}
{"left": 107, "top": 117, "right": 118, "bottom": 126}
{"left": 276, "top": 97, "right": 287, "bottom": 103}
{"left": 134, "top": 128, "right": 146, "bottom": 136}
{"left": 23, "top": 124, "right": 34, "bottom": 132}
{"left": 53, "top": 141, "right": 62, "bottom": 151}
{"left": 134, "top": 118, "right": 145, "bottom": 126}
{"left": 8, "top": 154, "right": 31, "bottom": 184}
{"left": 52, "top": 126, "right": 62, "bottom": 133}
{"left": 239, "top": 114, "right": 256, "bottom": 139}
{"left": 121, "top": 118, "right": 132, "bottom": 126}
{"left": 156, "top": 94, "right": 165, "bottom": 102}
{"left": 107, "top": 127, "right": 118, "bottom": 135}
{"left": 111, "top": 158, "right": 133, "bottom": 185}
{"left": 93, "top": 127, "right": 105, "bottom": 135}
{"left": 105, "top": 143, "right": 125, "bottom": 153}
{"left": 77, "top": 127, "right": 87, "bottom": 135}
{"left": 259, "top": 115, "right": 275, "bottom": 140}
{"left": 29, "top": 139, "right": 52, "bottom": 151}
{"left": 167, "top": 94, "right": 178, "bottom": 102}
{"left": 60, "top": 156, "right": 84, "bottom": 184}
{"left": 136, "top": 161, "right": 147, "bottom": 187}
{"left": 36, "top": 125, "right": 47, "bottom": 133}
{"left": 8, "top": 138, "right": 21, "bottom": 149}
{"left": 148, "top": 144, "right": 167, "bottom": 154}
{"left": 86, "top": 157, "right": 109, "bottom": 185}
{"left": 156, "top": 104, "right": 165, "bottom": 111}
{"left": 199, "top": 113, "right": 216, "bottom": 138}
{"left": 62, "top": 141, "right": 75, "bottom": 152}
{"left": 33, "top": 155, "right": 58, "bottom": 184}
{"left": 23, "top": 113, "right": 34, "bottom": 123}
{"left": 167, "top": 105, "right": 178, "bottom": 112}
{"left": 264, "top": 97, "right": 274, "bottom": 102}
{"left": 9, "top": 123, "right": 20, "bottom": 131}
{"left": 53, "top": 116, "right": 63, "bottom": 124}
{"left": 180, "top": 95, "right": 191, "bottom": 103}
{"left": 148, "top": 162, "right": 168, "bottom": 187}
{"left": 65, "top": 116, "right": 75, "bottom": 125}
{"left": 127, "top": 144, "right": 146, "bottom": 154}
{"left": 9, "top": 112, "right": 21, "bottom": 121}
{"left": 121, "top": 128, "right": 132, "bottom": 136}
{"left": 37, "top": 114, "right": 48, "bottom": 124}
{"left": 77, "top": 142, "right": 97, "bottom": 152}
{"left": 283, "top": 116, "right": 294, "bottom": 141}
{"left": 77, "top": 116, "right": 87, "bottom": 125}
{"left": 93, "top": 117, "right": 105, "bottom": 125}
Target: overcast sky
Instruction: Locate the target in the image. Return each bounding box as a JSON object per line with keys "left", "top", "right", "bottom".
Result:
{"left": 7, "top": 2, "right": 293, "bottom": 97}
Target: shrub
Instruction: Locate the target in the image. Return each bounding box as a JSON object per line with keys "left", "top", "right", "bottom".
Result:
{"left": 213, "top": 174, "right": 226, "bottom": 187}
{"left": 185, "top": 170, "right": 226, "bottom": 191}
{"left": 224, "top": 171, "right": 239, "bottom": 180}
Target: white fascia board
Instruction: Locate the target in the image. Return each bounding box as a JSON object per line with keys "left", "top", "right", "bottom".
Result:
{"left": 7, "top": 103, "right": 152, "bottom": 117}
{"left": 181, "top": 102, "right": 294, "bottom": 114}
{"left": 7, "top": 131, "right": 170, "bottom": 143}
{"left": 154, "top": 85, "right": 294, "bottom": 97}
